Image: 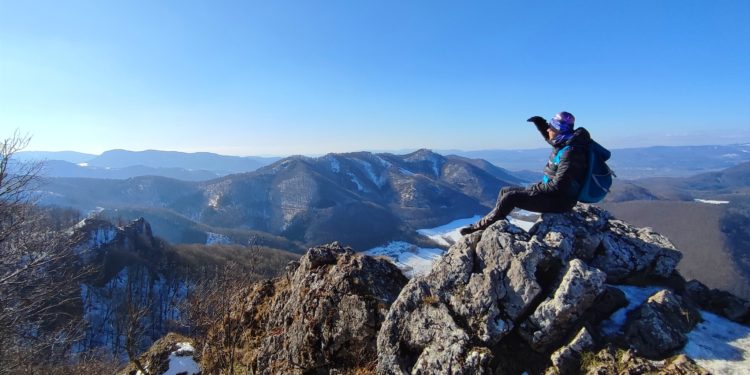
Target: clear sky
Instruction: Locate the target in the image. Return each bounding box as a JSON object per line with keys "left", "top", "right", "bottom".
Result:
{"left": 1, "top": 0, "right": 749, "bottom": 156}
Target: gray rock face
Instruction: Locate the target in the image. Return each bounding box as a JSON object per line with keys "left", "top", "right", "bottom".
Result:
{"left": 202, "top": 242, "right": 408, "bottom": 375}
{"left": 591, "top": 220, "right": 682, "bottom": 283}
{"left": 624, "top": 289, "right": 701, "bottom": 359}
{"left": 376, "top": 204, "right": 689, "bottom": 374}
{"left": 520, "top": 259, "right": 606, "bottom": 351}
{"left": 550, "top": 327, "right": 595, "bottom": 374}
{"left": 581, "top": 347, "right": 709, "bottom": 375}
{"left": 682, "top": 279, "right": 750, "bottom": 324}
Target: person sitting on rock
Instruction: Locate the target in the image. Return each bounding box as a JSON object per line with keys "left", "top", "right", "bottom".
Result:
{"left": 460, "top": 111, "right": 592, "bottom": 235}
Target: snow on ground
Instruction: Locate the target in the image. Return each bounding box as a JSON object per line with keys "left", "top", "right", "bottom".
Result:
{"left": 399, "top": 167, "right": 415, "bottom": 176}
{"left": 347, "top": 173, "right": 364, "bottom": 191}
{"left": 694, "top": 199, "right": 730, "bottom": 205}
{"left": 370, "top": 212, "right": 537, "bottom": 277}
{"left": 366, "top": 241, "right": 443, "bottom": 278}
{"left": 328, "top": 156, "right": 340, "bottom": 173}
{"left": 136, "top": 342, "right": 200, "bottom": 375}
{"left": 684, "top": 311, "right": 750, "bottom": 375}
{"left": 354, "top": 159, "right": 386, "bottom": 187}
{"left": 600, "top": 285, "right": 750, "bottom": 374}
{"left": 164, "top": 342, "right": 201, "bottom": 375}
{"left": 206, "top": 232, "right": 231, "bottom": 245}
{"left": 599, "top": 285, "right": 663, "bottom": 336}
{"left": 508, "top": 211, "right": 539, "bottom": 232}
{"left": 375, "top": 155, "right": 392, "bottom": 168}
{"left": 416, "top": 216, "right": 481, "bottom": 247}
{"left": 430, "top": 158, "right": 440, "bottom": 176}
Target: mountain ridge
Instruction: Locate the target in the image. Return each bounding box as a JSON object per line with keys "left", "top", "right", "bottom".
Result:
{"left": 21, "top": 143, "right": 750, "bottom": 181}
{"left": 38, "top": 150, "right": 519, "bottom": 250}
{"left": 137, "top": 205, "right": 750, "bottom": 375}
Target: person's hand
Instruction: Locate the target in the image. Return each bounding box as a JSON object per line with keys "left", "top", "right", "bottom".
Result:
{"left": 527, "top": 116, "right": 547, "bottom": 127}
{"left": 460, "top": 225, "right": 478, "bottom": 235}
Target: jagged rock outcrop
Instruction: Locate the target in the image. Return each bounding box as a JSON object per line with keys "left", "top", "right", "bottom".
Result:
{"left": 581, "top": 347, "right": 709, "bottom": 375}
{"left": 623, "top": 290, "right": 701, "bottom": 359}
{"left": 681, "top": 279, "right": 750, "bottom": 324}
{"left": 519, "top": 259, "right": 607, "bottom": 351}
{"left": 549, "top": 327, "right": 595, "bottom": 374}
{"left": 201, "top": 242, "right": 408, "bottom": 374}
{"left": 135, "top": 204, "right": 742, "bottom": 374}
{"left": 376, "top": 204, "right": 694, "bottom": 374}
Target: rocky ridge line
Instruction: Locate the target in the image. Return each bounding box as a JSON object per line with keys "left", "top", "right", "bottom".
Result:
{"left": 135, "top": 205, "right": 750, "bottom": 374}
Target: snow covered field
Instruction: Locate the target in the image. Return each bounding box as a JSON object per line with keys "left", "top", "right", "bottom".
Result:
{"left": 367, "top": 211, "right": 538, "bottom": 278}
{"left": 694, "top": 199, "right": 730, "bottom": 205}
{"left": 366, "top": 241, "right": 443, "bottom": 278}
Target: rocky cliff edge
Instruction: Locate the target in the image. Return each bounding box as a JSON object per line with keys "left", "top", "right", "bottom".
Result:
{"left": 141, "top": 204, "right": 750, "bottom": 374}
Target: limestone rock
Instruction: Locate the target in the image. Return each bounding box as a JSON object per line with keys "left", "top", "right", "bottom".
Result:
{"left": 520, "top": 259, "right": 607, "bottom": 351}
{"left": 377, "top": 205, "right": 697, "bottom": 374}
{"left": 202, "top": 242, "right": 407, "bottom": 375}
{"left": 590, "top": 220, "right": 682, "bottom": 283}
{"left": 550, "top": 327, "right": 595, "bottom": 374}
{"left": 661, "top": 354, "right": 711, "bottom": 375}
{"left": 682, "top": 279, "right": 750, "bottom": 324}
{"left": 581, "top": 347, "right": 709, "bottom": 375}
{"left": 624, "top": 290, "right": 702, "bottom": 359}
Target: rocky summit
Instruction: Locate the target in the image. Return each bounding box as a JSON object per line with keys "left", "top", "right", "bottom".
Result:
{"left": 376, "top": 204, "right": 697, "bottom": 374}
{"left": 136, "top": 205, "right": 749, "bottom": 374}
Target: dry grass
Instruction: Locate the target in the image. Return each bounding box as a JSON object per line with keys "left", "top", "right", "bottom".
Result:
{"left": 422, "top": 295, "right": 440, "bottom": 305}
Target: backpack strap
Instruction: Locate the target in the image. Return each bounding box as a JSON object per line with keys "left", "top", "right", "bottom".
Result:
{"left": 543, "top": 146, "right": 571, "bottom": 183}
{"left": 554, "top": 145, "right": 570, "bottom": 164}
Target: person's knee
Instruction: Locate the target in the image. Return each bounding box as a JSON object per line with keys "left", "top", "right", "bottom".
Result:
{"left": 499, "top": 189, "right": 523, "bottom": 204}
{"left": 499, "top": 186, "right": 519, "bottom": 197}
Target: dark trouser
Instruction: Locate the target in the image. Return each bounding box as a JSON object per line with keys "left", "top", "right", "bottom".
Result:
{"left": 476, "top": 186, "right": 576, "bottom": 230}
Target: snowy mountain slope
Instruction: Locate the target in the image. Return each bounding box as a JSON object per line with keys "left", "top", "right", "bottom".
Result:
{"left": 40, "top": 149, "right": 518, "bottom": 250}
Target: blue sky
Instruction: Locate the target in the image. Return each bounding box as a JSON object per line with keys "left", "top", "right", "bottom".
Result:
{"left": 1, "top": 0, "right": 749, "bottom": 156}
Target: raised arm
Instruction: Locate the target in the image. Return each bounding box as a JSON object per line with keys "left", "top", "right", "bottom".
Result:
{"left": 527, "top": 116, "right": 552, "bottom": 143}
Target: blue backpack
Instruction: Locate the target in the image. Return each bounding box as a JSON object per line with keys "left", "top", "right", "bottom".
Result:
{"left": 577, "top": 140, "right": 615, "bottom": 203}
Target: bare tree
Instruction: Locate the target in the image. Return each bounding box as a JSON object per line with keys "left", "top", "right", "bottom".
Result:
{"left": 124, "top": 276, "right": 152, "bottom": 375}
{"left": 0, "top": 130, "right": 41, "bottom": 244}
{"left": 0, "top": 131, "right": 92, "bottom": 373}
{"left": 180, "top": 238, "right": 262, "bottom": 374}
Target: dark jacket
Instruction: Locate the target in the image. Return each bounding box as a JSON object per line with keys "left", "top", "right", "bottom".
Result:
{"left": 530, "top": 122, "right": 591, "bottom": 203}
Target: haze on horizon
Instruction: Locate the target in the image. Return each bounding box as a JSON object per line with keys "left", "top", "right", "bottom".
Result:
{"left": 2, "top": 1, "right": 749, "bottom": 156}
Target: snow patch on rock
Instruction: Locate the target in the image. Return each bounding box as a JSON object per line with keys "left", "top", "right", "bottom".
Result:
{"left": 600, "top": 285, "right": 663, "bottom": 336}
{"left": 163, "top": 342, "right": 201, "bottom": 375}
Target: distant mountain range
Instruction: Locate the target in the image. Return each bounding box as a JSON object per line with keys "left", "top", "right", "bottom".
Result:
{"left": 25, "top": 146, "right": 750, "bottom": 298}
{"left": 607, "top": 161, "right": 750, "bottom": 202}
{"left": 37, "top": 150, "right": 523, "bottom": 250}
{"left": 448, "top": 143, "right": 750, "bottom": 179}
{"left": 17, "top": 149, "right": 282, "bottom": 180}
{"left": 603, "top": 161, "right": 750, "bottom": 299}
{"left": 20, "top": 143, "right": 750, "bottom": 181}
